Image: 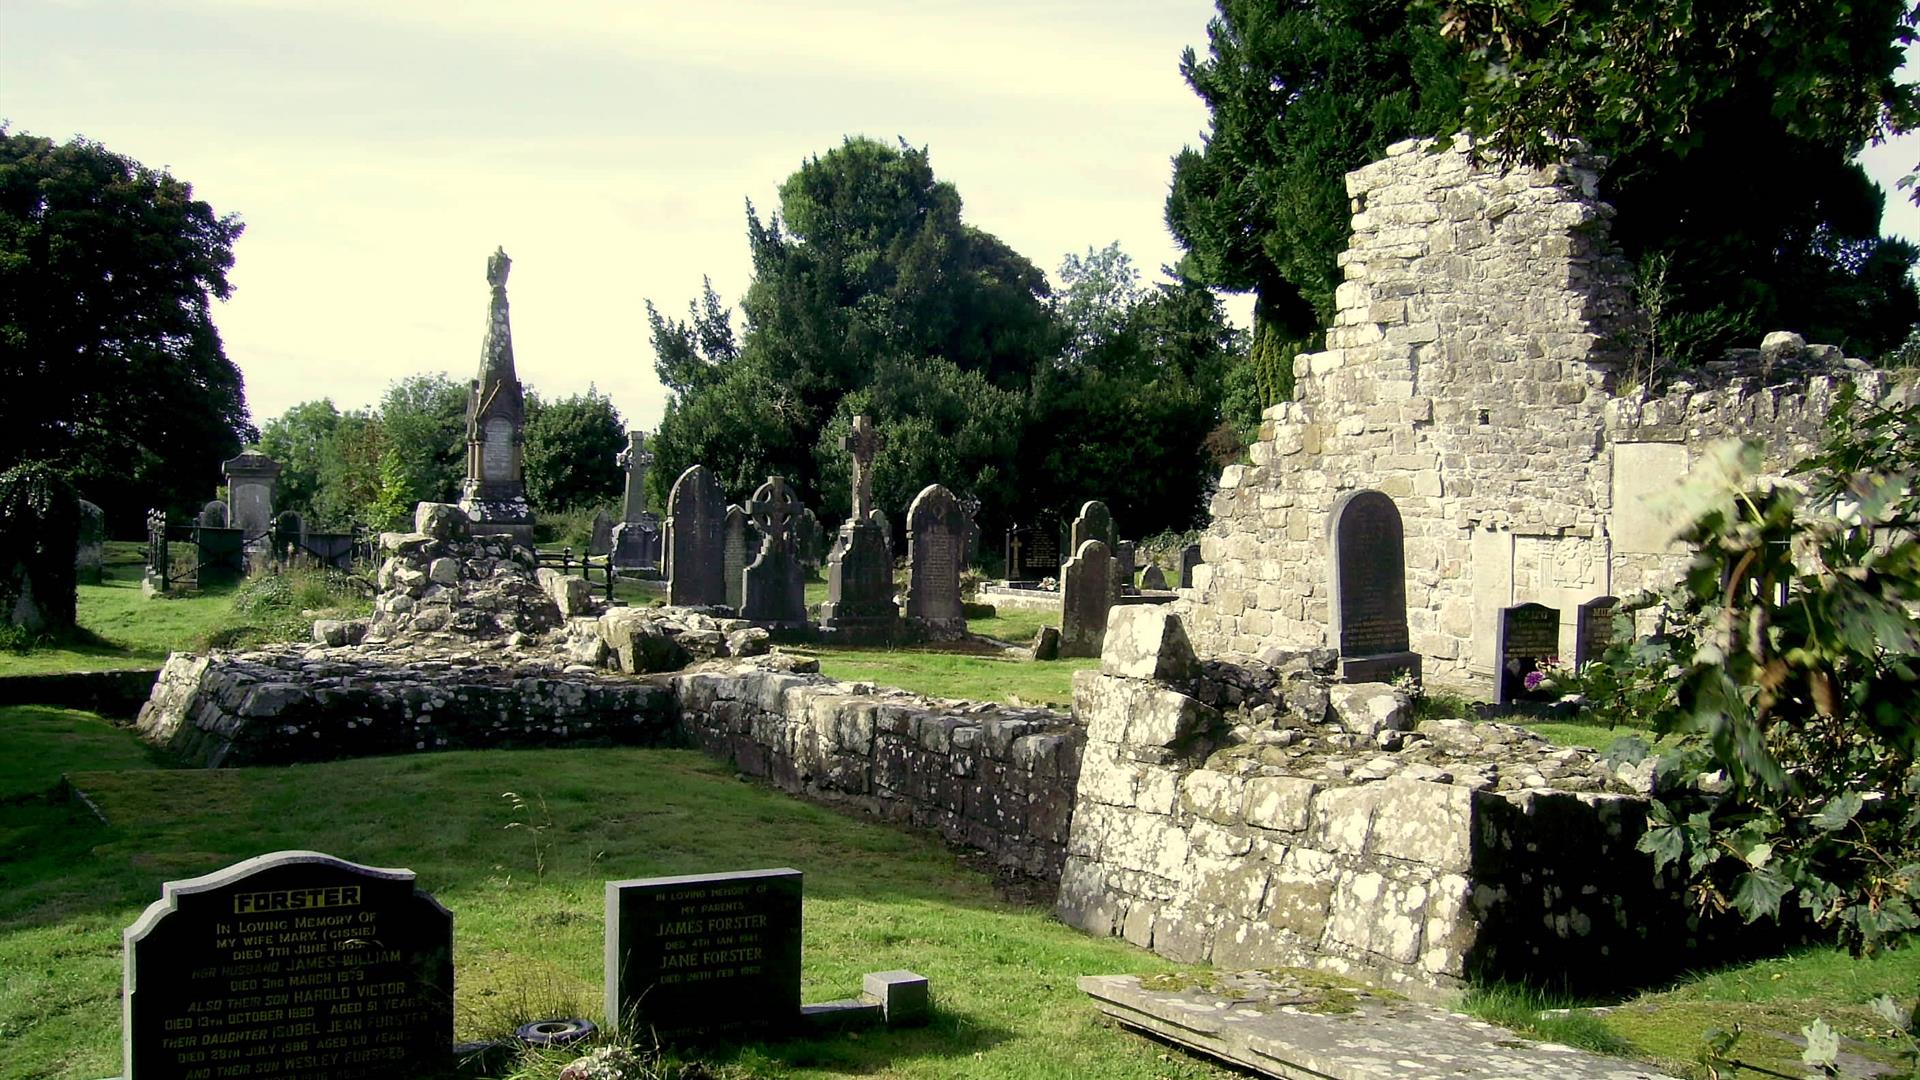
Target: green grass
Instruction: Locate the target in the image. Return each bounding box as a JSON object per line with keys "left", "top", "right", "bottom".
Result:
{"left": 796, "top": 647, "right": 1095, "bottom": 708}
{"left": 0, "top": 546, "right": 368, "bottom": 677}
{"left": 0, "top": 707, "right": 1232, "bottom": 1080}
{"left": 1463, "top": 946, "right": 1920, "bottom": 1078}
{"left": 963, "top": 604, "right": 1057, "bottom": 646}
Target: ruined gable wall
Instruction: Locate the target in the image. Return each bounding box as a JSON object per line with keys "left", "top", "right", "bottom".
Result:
{"left": 1178, "top": 137, "right": 1633, "bottom": 678}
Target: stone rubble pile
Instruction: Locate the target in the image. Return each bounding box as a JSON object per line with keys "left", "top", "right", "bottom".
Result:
{"left": 343, "top": 503, "right": 567, "bottom": 644}
{"left": 560, "top": 606, "right": 773, "bottom": 673}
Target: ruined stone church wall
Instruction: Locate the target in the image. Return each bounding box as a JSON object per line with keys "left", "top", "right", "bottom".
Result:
{"left": 1178, "top": 136, "right": 1633, "bottom": 677}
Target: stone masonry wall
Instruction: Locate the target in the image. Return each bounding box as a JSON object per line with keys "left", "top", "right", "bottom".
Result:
{"left": 1176, "top": 136, "right": 1632, "bottom": 679}
{"left": 1175, "top": 137, "right": 1916, "bottom": 682}
{"left": 1057, "top": 607, "right": 1725, "bottom": 997}
{"left": 673, "top": 664, "right": 1082, "bottom": 879}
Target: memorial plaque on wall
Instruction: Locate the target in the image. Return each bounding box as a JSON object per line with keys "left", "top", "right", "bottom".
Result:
{"left": 1573, "top": 596, "right": 1620, "bottom": 670}
{"left": 1327, "top": 491, "right": 1419, "bottom": 682}
{"left": 605, "top": 868, "right": 802, "bottom": 1043}
{"left": 1497, "top": 602, "right": 1562, "bottom": 705}
{"left": 123, "top": 850, "right": 453, "bottom": 1080}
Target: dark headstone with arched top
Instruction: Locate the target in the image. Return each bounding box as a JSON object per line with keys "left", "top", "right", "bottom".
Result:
{"left": 1328, "top": 491, "right": 1420, "bottom": 684}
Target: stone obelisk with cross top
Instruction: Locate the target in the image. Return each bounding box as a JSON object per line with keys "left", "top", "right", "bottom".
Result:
{"left": 740, "top": 475, "right": 808, "bottom": 627}
{"left": 458, "top": 246, "right": 535, "bottom": 548}
{"left": 821, "top": 414, "right": 901, "bottom": 640}
{"left": 611, "top": 430, "right": 661, "bottom": 570}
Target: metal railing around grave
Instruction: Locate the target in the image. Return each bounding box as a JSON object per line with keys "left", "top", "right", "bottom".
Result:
{"left": 534, "top": 547, "right": 618, "bottom": 604}
{"left": 144, "top": 510, "right": 371, "bottom": 593}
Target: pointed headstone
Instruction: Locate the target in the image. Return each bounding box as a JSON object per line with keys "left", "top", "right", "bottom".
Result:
{"left": 742, "top": 476, "right": 808, "bottom": 628}
{"left": 1059, "top": 539, "right": 1112, "bottom": 658}
{"left": 457, "top": 247, "right": 535, "bottom": 547}
{"left": 589, "top": 509, "right": 614, "bottom": 556}
{"left": 665, "top": 465, "right": 728, "bottom": 607}
{"left": 905, "top": 484, "right": 969, "bottom": 640}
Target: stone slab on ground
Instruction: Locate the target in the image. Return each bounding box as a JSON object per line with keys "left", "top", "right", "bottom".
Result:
{"left": 1079, "top": 971, "right": 1679, "bottom": 1080}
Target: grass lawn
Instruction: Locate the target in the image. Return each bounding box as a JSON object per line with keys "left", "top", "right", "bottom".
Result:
{"left": 0, "top": 706, "right": 1237, "bottom": 1080}
{"left": 795, "top": 647, "right": 1095, "bottom": 709}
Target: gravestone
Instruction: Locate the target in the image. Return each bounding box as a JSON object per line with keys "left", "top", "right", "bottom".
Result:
{"left": 1574, "top": 596, "right": 1620, "bottom": 670}
{"left": 222, "top": 450, "right": 282, "bottom": 540}
{"left": 1058, "top": 539, "right": 1112, "bottom": 658}
{"left": 1327, "top": 490, "right": 1421, "bottom": 683}
{"left": 1179, "top": 543, "right": 1202, "bottom": 589}
{"left": 1139, "top": 563, "right": 1168, "bottom": 591}
{"left": 199, "top": 500, "right": 230, "bottom": 529}
{"left": 612, "top": 432, "right": 661, "bottom": 570}
{"left": 904, "top": 484, "right": 968, "bottom": 640}
{"left": 588, "top": 510, "right": 614, "bottom": 557}
{"left": 75, "top": 498, "right": 106, "bottom": 584}
{"left": 1070, "top": 501, "right": 1116, "bottom": 553}
{"left": 794, "top": 508, "right": 827, "bottom": 571}
{"left": 457, "top": 247, "right": 536, "bottom": 548}
{"left": 272, "top": 511, "right": 306, "bottom": 560}
{"left": 1497, "top": 602, "right": 1562, "bottom": 705}
{"left": 123, "top": 850, "right": 453, "bottom": 1080}
{"left": 741, "top": 476, "right": 808, "bottom": 629}
{"left": 1114, "top": 541, "right": 1137, "bottom": 592}
{"left": 664, "top": 465, "right": 728, "bottom": 607}
{"left": 195, "top": 527, "right": 247, "bottom": 583}
{"left": 722, "top": 505, "right": 756, "bottom": 612}
{"left": 605, "top": 868, "right": 802, "bottom": 1044}
{"left": 821, "top": 416, "right": 899, "bottom": 638}
{"left": 1005, "top": 520, "right": 1061, "bottom": 582}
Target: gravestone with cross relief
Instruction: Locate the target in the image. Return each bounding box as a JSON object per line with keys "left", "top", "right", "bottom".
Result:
{"left": 742, "top": 476, "right": 808, "bottom": 628}
{"left": 821, "top": 415, "right": 899, "bottom": 638}
{"left": 612, "top": 431, "right": 661, "bottom": 570}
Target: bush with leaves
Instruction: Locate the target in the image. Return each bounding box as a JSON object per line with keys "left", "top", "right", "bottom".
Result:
{"left": 1573, "top": 386, "right": 1919, "bottom": 953}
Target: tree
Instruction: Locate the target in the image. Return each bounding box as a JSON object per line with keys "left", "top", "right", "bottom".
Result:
{"left": 650, "top": 137, "right": 1057, "bottom": 517}
{"left": 0, "top": 127, "right": 253, "bottom": 532}
{"left": 1432, "top": 0, "right": 1920, "bottom": 359}
{"left": 524, "top": 389, "right": 625, "bottom": 512}
{"left": 1166, "top": 0, "right": 1465, "bottom": 339}
{"left": 377, "top": 374, "right": 467, "bottom": 508}
{"left": 257, "top": 399, "right": 342, "bottom": 522}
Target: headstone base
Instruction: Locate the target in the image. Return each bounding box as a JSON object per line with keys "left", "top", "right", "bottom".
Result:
{"left": 1336, "top": 651, "right": 1421, "bottom": 684}
{"left": 821, "top": 522, "right": 899, "bottom": 637}
{"left": 459, "top": 492, "right": 535, "bottom": 550}
{"left": 611, "top": 518, "right": 661, "bottom": 570}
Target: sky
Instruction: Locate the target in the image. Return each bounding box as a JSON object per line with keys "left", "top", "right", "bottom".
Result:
{"left": 5, "top": 2, "right": 1917, "bottom": 436}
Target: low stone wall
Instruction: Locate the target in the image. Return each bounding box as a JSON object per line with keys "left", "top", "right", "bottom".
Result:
{"left": 673, "top": 664, "right": 1081, "bottom": 879}
{"left": 1057, "top": 607, "right": 1719, "bottom": 997}
{"left": 0, "top": 667, "right": 161, "bottom": 718}
{"left": 137, "top": 644, "right": 675, "bottom": 767}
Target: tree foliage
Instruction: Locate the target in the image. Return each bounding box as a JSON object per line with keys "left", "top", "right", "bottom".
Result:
{"left": 1567, "top": 389, "right": 1920, "bottom": 952}
{"left": 0, "top": 127, "right": 254, "bottom": 532}
{"left": 0, "top": 462, "right": 80, "bottom": 635}
{"left": 1167, "top": 0, "right": 1465, "bottom": 339}
{"left": 523, "top": 388, "right": 625, "bottom": 513}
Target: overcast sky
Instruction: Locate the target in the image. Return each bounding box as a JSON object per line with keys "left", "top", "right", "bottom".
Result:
{"left": 5, "top": 2, "right": 1916, "bottom": 435}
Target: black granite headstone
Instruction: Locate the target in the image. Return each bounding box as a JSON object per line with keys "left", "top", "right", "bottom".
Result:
{"left": 1497, "top": 602, "right": 1562, "bottom": 705}
{"left": 123, "top": 850, "right": 453, "bottom": 1080}
{"left": 604, "top": 868, "right": 802, "bottom": 1044}
{"left": 1327, "top": 490, "right": 1420, "bottom": 683}
{"left": 1573, "top": 596, "right": 1620, "bottom": 670}
{"left": 1179, "top": 543, "right": 1202, "bottom": 589}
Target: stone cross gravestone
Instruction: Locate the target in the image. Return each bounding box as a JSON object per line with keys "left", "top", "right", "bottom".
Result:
{"left": 1179, "top": 543, "right": 1202, "bottom": 589}
{"left": 904, "top": 484, "right": 968, "bottom": 640}
{"left": 822, "top": 417, "right": 899, "bottom": 638}
{"left": 1058, "top": 539, "right": 1112, "bottom": 658}
{"left": 1327, "top": 490, "right": 1421, "bottom": 683}
{"left": 123, "top": 850, "right": 453, "bottom": 1080}
{"left": 742, "top": 477, "right": 808, "bottom": 628}
{"left": 617, "top": 431, "right": 653, "bottom": 525}
{"left": 1573, "top": 596, "right": 1620, "bottom": 670}
{"left": 589, "top": 510, "right": 614, "bottom": 557}
{"left": 1497, "top": 602, "right": 1562, "bottom": 705}
{"left": 665, "top": 465, "right": 728, "bottom": 607}
{"left": 722, "top": 505, "right": 756, "bottom": 612}
{"left": 605, "top": 868, "right": 802, "bottom": 1044}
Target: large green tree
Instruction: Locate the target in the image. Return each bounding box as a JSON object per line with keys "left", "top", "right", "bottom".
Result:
{"left": 1166, "top": 0, "right": 1465, "bottom": 339}
{"left": 523, "top": 389, "right": 625, "bottom": 513}
{"left": 0, "top": 127, "right": 253, "bottom": 531}
{"left": 649, "top": 138, "right": 1058, "bottom": 518}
